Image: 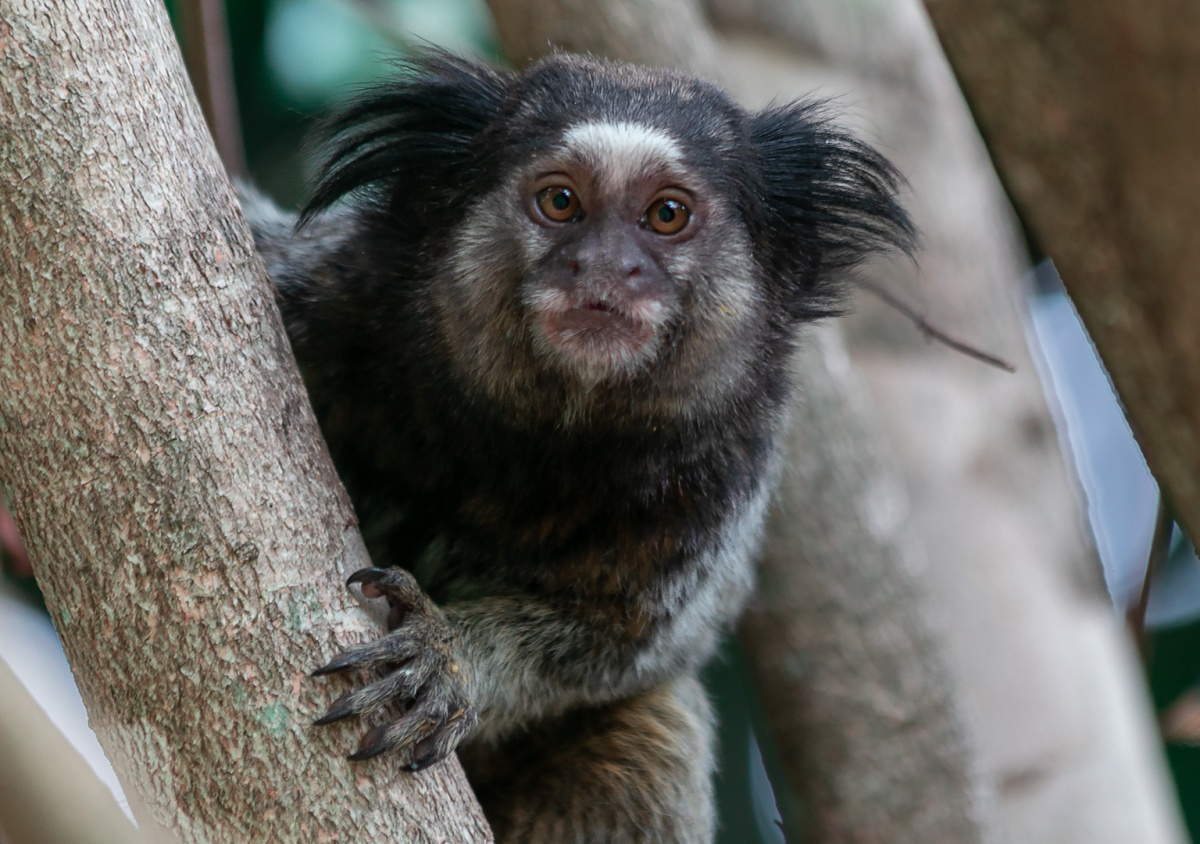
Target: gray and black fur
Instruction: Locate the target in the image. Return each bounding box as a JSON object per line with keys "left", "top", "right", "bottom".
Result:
{"left": 244, "top": 50, "right": 913, "bottom": 844}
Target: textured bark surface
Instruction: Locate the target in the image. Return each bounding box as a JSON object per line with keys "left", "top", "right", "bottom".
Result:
{"left": 922, "top": 0, "right": 1200, "bottom": 549}
{"left": 0, "top": 2, "right": 491, "bottom": 842}
{"left": 482, "top": 2, "right": 991, "bottom": 841}
{"left": 709, "top": 0, "right": 1187, "bottom": 840}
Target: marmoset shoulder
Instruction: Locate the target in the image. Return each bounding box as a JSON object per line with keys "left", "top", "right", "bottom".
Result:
{"left": 242, "top": 49, "right": 913, "bottom": 844}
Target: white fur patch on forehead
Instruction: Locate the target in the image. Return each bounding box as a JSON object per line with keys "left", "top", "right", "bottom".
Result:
{"left": 561, "top": 121, "right": 683, "bottom": 191}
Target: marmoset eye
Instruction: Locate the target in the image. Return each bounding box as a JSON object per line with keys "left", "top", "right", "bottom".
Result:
{"left": 644, "top": 198, "right": 689, "bottom": 235}
{"left": 537, "top": 186, "right": 582, "bottom": 222}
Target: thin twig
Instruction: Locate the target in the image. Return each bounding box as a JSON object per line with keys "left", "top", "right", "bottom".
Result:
{"left": 855, "top": 277, "right": 1017, "bottom": 373}
{"left": 1128, "top": 494, "right": 1174, "bottom": 649}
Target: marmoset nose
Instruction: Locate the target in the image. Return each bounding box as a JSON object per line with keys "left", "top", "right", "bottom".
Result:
{"left": 563, "top": 228, "right": 660, "bottom": 294}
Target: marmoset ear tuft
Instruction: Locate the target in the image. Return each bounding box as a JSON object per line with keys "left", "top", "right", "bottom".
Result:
{"left": 750, "top": 101, "right": 916, "bottom": 319}
{"left": 299, "top": 50, "right": 509, "bottom": 229}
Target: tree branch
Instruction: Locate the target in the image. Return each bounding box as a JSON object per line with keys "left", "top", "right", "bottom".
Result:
{"left": 923, "top": 0, "right": 1200, "bottom": 548}
{"left": 0, "top": 657, "right": 148, "bottom": 844}
{"left": 0, "top": 2, "right": 490, "bottom": 841}
{"left": 742, "top": 328, "right": 991, "bottom": 842}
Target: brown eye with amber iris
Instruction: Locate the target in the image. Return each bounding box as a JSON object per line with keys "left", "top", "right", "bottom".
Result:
{"left": 645, "top": 198, "right": 690, "bottom": 235}
{"left": 537, "top": 186, "right": 581, "bottom": 222}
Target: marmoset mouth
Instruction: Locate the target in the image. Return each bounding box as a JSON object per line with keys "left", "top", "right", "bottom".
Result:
{"left": 539, "top": 303, "right": 657, "bottom": 369}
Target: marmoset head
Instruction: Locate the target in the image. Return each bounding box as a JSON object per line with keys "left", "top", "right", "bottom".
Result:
{"left": 302, "top": 51, "right": 913, "bottom": 419}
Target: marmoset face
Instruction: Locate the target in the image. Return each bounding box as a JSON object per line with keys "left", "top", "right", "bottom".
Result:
{"left": 297, "top": 51, "right": 912, "bottom": 421}
{"left": 439, "top": 116, "right": 762, "bottom": 412}
{"left": 518, "top": 120, "right": 713, "bottom": 380}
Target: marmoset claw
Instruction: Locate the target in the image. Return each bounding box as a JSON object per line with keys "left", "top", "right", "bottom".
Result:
{"left": 312, "top": 567, "right": 476, "bottom": 770}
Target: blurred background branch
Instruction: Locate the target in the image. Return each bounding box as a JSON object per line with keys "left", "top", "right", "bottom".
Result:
{"left": 0, "top": 658, "right": 150, "bottom": 844}
{"left": 924, "top": 0, "right": 1200, "bottom": 554}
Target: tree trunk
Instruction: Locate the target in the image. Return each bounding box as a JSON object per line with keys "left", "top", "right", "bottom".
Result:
{"left": 0, "top": 2, "right": 490, "bottom": 842}
{"left": 484, "top": 2, "right": 993, "bottom": 841}
{"left": 921, "top": 0, "right": 1200, "bottom": 552}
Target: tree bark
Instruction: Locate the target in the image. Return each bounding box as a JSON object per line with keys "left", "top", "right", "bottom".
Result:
{"left": 483, "top": 2, "right": 992, "bottom": 841}
{"left": 921, "top": 0, "right": 1200, "bottom": 550}
{"left": 0, "top": 2, "right": 491, "bottom": 842}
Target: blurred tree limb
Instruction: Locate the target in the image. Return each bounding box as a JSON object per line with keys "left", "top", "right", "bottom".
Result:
{"left": 923, "top": 0, "right": 1200, "bottom": 550}
{"left": 707, "top": 0, "right": 1187, "bottom": 840}
{"left": 0, "top": 658, "right": 146, "bottom": 844}
{"left": 176, "top": 0, "right": 246, "bottom": 177}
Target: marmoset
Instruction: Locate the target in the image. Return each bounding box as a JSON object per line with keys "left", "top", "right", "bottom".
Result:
{"left": 243, "top": 50, "right": 912, "bottom": 844}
